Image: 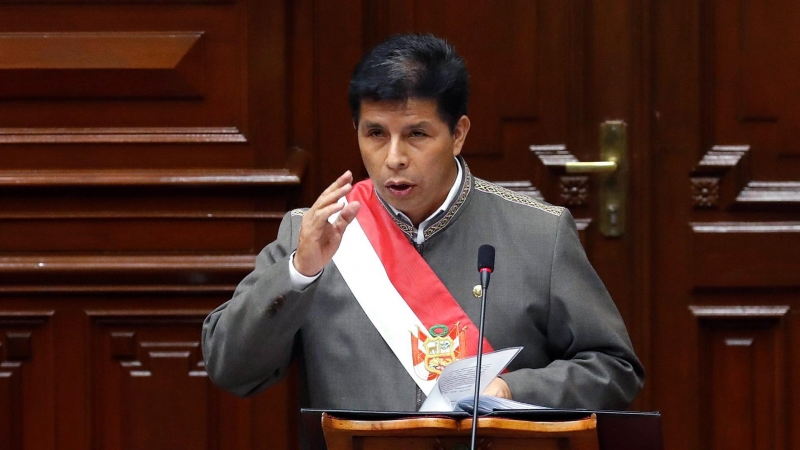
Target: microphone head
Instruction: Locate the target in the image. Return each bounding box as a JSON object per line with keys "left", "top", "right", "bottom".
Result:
{"left": 477, "top": 245, "right": 496, "bottom": 272}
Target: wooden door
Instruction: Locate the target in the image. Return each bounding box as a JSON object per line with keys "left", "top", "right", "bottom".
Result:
{"left": 651, "top": 1, "right": 800, "bottom": 449}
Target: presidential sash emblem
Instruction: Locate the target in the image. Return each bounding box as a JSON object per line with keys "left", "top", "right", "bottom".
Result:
{"left": 411, "top": 323, "right": 468, "bottom": 380}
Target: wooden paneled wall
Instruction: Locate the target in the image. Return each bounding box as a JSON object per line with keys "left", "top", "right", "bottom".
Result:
{"left": 0, "top": 0, "right": 309, "bottom": 448}
{"left": 3, "top": 1, "right": 800, "bottom": 450}
{"left": 0, "top": 2, "right": 614, "bottom": 448}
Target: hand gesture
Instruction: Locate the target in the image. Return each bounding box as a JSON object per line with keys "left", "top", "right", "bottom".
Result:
{"left": 293, "top": 171, "right": 361, "bottom": 277}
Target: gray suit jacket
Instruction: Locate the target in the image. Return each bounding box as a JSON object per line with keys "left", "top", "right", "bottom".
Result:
{"left": 202, "top": 161, "right": 644, "bottom": 411}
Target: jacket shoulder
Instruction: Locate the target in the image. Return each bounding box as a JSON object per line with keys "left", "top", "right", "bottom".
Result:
{"left": 473, "top": 178, "right": 564, "bottom": 217}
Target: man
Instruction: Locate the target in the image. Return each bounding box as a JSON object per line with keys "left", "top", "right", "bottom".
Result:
{"left": 202, "top": 34, "right": 644, "bottom": 411}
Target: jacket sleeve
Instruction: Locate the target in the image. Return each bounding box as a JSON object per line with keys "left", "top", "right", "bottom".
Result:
{"left": 201, "top": 211, "right": 318, "bottom": 397}
{"left": 499, "top": 209, "right": 645, "bottom": 410}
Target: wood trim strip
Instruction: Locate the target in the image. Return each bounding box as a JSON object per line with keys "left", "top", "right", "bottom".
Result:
{"left": 2, "top": 0, "right": 232, "bottom": 3}
{"left": 0, "top": 32, "right": 203, "bottom": 70}
{"left": 691, "top": 222, "right": 800, "bottom": 233}
{"left": 694, "top": 145, "right": 750, "bottom": 170}
{"left": 0, "top": 255, "right": 253, "bottom": 293}
{"left": 689, "top": 305, "right": 790, "bottom": 318}
{"left": 0, "top": 311, "right": 55, "bottom": 321}
{"left": 0, "top": 168, "right": 301, "bottom": 187}
{"left": 0, "top": 127, "right": 246, "bottom": 144}
{"left": 0, "top": 255, "right": 255, "bottom": 272}
{"left": 0, "top": 212, "right": 286, "bottom": 220}
{"left": 529, "top": 144, "right": 579, "bottom": 166}
{"left": 85, "top": 309, "right": 211, "bottom": 318}
{"left": 0, "top": 285, "right": 237, "bottom": 294}
{"left": 736, "top": 181, "right": 800, "bottom": 203}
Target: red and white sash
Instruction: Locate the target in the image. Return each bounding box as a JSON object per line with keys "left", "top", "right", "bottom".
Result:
{"left": 330, "top": 180, "right": 493, "bottom": 394}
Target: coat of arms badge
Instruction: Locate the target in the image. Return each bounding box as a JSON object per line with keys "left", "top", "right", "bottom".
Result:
{"left": 410, "top": 322, "right": 468, "bottom": 380}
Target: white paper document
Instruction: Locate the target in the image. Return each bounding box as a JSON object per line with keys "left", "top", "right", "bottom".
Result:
{"left": 419, "top": 347, "right": 523, "bottom": 412}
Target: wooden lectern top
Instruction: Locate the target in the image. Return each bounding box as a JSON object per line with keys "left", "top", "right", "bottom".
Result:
{"left": 321, "top": 412, "right": 599, "bottom": 450}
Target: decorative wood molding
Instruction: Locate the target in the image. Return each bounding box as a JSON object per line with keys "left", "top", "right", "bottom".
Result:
{"left": 2, "top": 0, "right": 232, "bottom": 3}
{"left": 88, "top": 310, "right": 216, "bottom": 448}
{"left": 0, "top": 127, "right": 246, "bottom": 144}
{"left": 690, "top": 145, "right": 750, "bottom": 209}
{"left": 0, "top": 32, "right": 206, "bottom": 99}
{"left": 0, "top": 32, "right": 202, "bottom": 70}
{"left": 0, "top": 255, "right": 254, "bottom": 293}
{"left": 573, "top": 218, "right": 592, "bottom": 231}
{"left": 724, "top": 338, "right": 753, "bottom": 346}
{"left": 559, "top": 176, "right": 589, "bottom": 206}
{"left": 736, "top": 181, "right": 800, "bottom": 204}
{"left": 689, "top": 305, "right": 789, "bottom": 318}
{"left": 0, "top": 311, "right": 52, "bottom": 447}
{"left": 0, "top": 255, "right": 254, "bottom": 272}
{"left": 0, "top": 311, "right": 55, "bottom": 323}
{"left": 690, "top": 177, "right": 720, "bottom": 208}
{"left": 530, "top": 144, "right": 579, "bottom": 167}
{"left": 0, "top": 148, "right": 309, "bottom": 190}
{"left": 690, "top": 222, "right": 800, "bottom": 288}
{"left": 691, "top": 146, "right": 800, "bottom": 207}
{"left": 0, "top": 211, "right": 286, "bottom": 220}
{"left": 86, "top": 310, "right": 213, "bottom": 320}
{"left": 0, "top": 169, "right": 300, "bottom": 188}
{"left": 691, "top": 221, "right": 800, "bottom": 233}
{"left": 530, "top": 144, "right": 589, "bottom": 205}
{"left": 693, "top": 145, "right": 750, "bottom": 170}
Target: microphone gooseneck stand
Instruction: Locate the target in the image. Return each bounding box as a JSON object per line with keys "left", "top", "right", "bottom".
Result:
{"left": 469, "top": 271, "right": 490, "bottom": 450}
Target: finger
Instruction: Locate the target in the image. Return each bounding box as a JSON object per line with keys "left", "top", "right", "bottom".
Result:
{"left": 316, "top": 181, "right": 354, "bottom": 211}
{"left": 311, "top": 200, "right": 346, "bottom": 225}
{"left": 332, "top": 201, "right": 361, "bottom": 232}
{"left": 310, "top": 176, "right": 354, "bottom": 212}
{"left": 319, "top": 170, "right": 353, "bottom": 199}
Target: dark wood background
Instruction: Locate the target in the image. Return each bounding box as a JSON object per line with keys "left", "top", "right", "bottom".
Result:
{"left": 1, "top": 1, "right": 798, "bottom": 449}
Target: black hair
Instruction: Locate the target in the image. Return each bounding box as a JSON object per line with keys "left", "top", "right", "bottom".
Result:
{"left": 348, "top": 34, "right": 469, "bottom": 133}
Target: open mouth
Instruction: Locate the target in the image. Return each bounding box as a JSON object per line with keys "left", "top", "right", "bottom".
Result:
{"left": 386, "top": 183, "right": 413, "bottom": 196}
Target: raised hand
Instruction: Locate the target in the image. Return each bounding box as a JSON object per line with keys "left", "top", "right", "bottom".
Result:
{"left": 293, "top": 171, "right": 362, "bottom": 277}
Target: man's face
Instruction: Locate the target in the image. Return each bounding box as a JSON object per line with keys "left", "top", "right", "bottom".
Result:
{"left": 357, "top": 98, "right": 470, "bottom": 226}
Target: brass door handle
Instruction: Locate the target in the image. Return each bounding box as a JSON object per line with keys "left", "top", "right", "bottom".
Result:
{"left": 565, "top": 121, "right": 627, "bottom": 238}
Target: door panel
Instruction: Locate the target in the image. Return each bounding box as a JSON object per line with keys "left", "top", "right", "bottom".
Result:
{"left": 654, "top": 0, "right": 800, "bottom": 449}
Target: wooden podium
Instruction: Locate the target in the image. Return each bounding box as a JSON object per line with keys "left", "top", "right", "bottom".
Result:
{"left": 321, "top": 412, "right": 600, "bottom": 450}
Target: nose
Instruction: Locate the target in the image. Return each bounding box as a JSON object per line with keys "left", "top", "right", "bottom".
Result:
{"left": 386, "top": 137, "right": 409, "bottom": 170}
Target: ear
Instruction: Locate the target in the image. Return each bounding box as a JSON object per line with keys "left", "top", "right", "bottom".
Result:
{"left": 451, "top": 115, "right": 471, "bottom": 157}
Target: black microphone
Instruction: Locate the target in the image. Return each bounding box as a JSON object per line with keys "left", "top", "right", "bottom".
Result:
{"left": 478, "top": 244, "right": 495, "bottom": 290}
{"left": 471, "top": 244, "right": 495, "bottom": 450}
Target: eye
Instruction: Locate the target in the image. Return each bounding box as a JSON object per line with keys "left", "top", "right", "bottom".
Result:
{"left": 367, "top": 129, "right": 384, "bottom": 138}
{"left": 410, "top": 130, "right": 428, "bottom": 138}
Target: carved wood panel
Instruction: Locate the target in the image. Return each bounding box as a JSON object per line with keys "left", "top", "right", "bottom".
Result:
{"left": 0, "top": 312, "right": 55, "bottom": 450}
{"left": 691, "top": 307, "right": 788, "bottom": 450}
{"left": 89, "top": 310, "right": 227, "bottom": 450}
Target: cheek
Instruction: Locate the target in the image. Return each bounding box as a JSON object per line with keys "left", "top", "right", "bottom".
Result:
{"left": 358, "top": 147, "right": 381, "bottom": 174}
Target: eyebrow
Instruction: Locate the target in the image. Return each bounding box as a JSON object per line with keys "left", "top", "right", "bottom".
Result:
{"left": 405, "top": 121, "right": 432, "bottom": 130}
{"left": 360, "top": 120, "right": 433, "bottom": 131}
{"left": 361, "top": 121, "right": 385, "bottom": 130}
